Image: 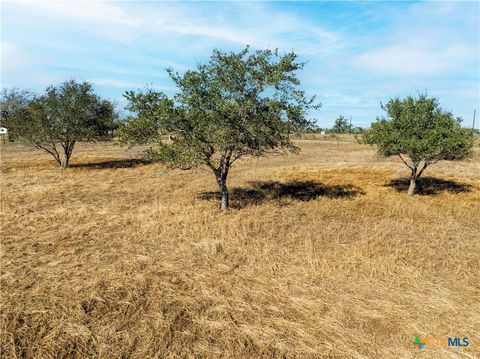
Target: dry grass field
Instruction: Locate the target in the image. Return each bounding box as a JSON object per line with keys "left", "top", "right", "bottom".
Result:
{"left": 1, "top": 139, "right": 479, "bottom": 358}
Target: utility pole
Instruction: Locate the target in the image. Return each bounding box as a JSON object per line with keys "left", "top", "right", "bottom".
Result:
{"left": 349, "top": 115, "right": 352, "bottom": 135}
{"left": 473, "top": 109, "right": 476, "bottom": 130}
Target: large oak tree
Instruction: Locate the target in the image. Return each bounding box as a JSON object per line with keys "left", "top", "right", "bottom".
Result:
{"left": 118, "top": 47, "right": 319, "bottom": 210}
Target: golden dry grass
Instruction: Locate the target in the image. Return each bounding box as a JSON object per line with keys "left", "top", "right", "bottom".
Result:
{"left": 1, "top": 140, "right": 479, "bottom": 358}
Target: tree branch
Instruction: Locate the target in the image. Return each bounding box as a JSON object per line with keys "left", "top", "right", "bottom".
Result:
{"left": 398, "top": 154, "right": 413, "bottom": 170}
{"left": 417, "top": 161, "right": 429, "bottom": 179}
{"left": 34, "top": 142, "right": 61, "bottom": 165}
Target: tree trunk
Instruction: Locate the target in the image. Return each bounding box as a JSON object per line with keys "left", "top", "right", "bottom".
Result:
{"left": 408, "top": 177, "right": 417, "bottom": 196}
{"left": 216, "top": 175, "right": 229, "bottom": 211}
{"left": 60, "top": 142, "right": 75, "bottom": 169}
{"left": 61, "top": 155, "right": 69, "bottom": 169}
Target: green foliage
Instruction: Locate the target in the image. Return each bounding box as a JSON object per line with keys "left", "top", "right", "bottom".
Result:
{"left": 118, "top": 47, "right": 319, "bottom": 209}
{"left": 332, "top": 115, "right": 352, "bottom": 134}
{"left": 0, "top": 88, "right": 34, "bottom": 140}
{"left": 364, "top": 94, "right": 473, "bottom": 194}
{"left": 2, "top": 80, "right": 117, "bottom": 167}
{"left": 116, "top": 91, "right": 173, "bottom": 150}
{"left": 364, "top": 94, "right": 473, "bottom": 162}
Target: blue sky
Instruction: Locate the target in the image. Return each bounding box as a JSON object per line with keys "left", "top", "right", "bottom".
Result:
{"left": 1, "top": 1, "right": 479, "bottom": 128}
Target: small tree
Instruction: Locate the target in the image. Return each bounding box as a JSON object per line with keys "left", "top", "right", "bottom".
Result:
{"left": 352, "top": 126, "right": 364, "bottom": 134}
{"left": 118, "top": 47, "right": 319, "bottom": 210}
{"left": 4, "top": 80, "right": 117, "bottom": 168}
{"left": 332, "top": 115, "right": 351, "bottom": 134}
{"left": 364, "top": 94, "right": 473, "bottom": 195}
{"left": 0, "top": 88, "right": 34, "bottom": 141}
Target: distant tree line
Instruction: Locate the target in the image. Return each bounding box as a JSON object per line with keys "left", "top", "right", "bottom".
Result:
{"left": 306, "top": 125, "right": 364, "bottom": 135}
{"left": 305, "top": 116, "right": 365, "bottom": 134}
{"left": 0, "top": 46, "right": 475, "bottom": 206}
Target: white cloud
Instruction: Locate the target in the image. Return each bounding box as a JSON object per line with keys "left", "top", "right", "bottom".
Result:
{"left": 17, "top": 1, "right": 136, "bottom": 26}
{"left": 1, "top": 41, "right": 33, "bottom": 79}
{"left": 9, "top": 1, "right": 341, "bottom": 53}
{"left": 351, "top": 0, "right": 479, "bottom": 78}
{"left": 354, "top": 43, "right": 472, "bottom": 76}
{"left": 1, "top": 41, "right": 16, "bottom": 69}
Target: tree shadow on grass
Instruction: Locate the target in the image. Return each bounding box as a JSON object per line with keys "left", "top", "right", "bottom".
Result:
{"left": 198, "top": 180, "right": 365, "bottom": 209}
{"left": 71, "top": 159, "right": 152, "bottom": 169}
{"left": 385, "top": 177, "right": 473, "bottom": 195}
